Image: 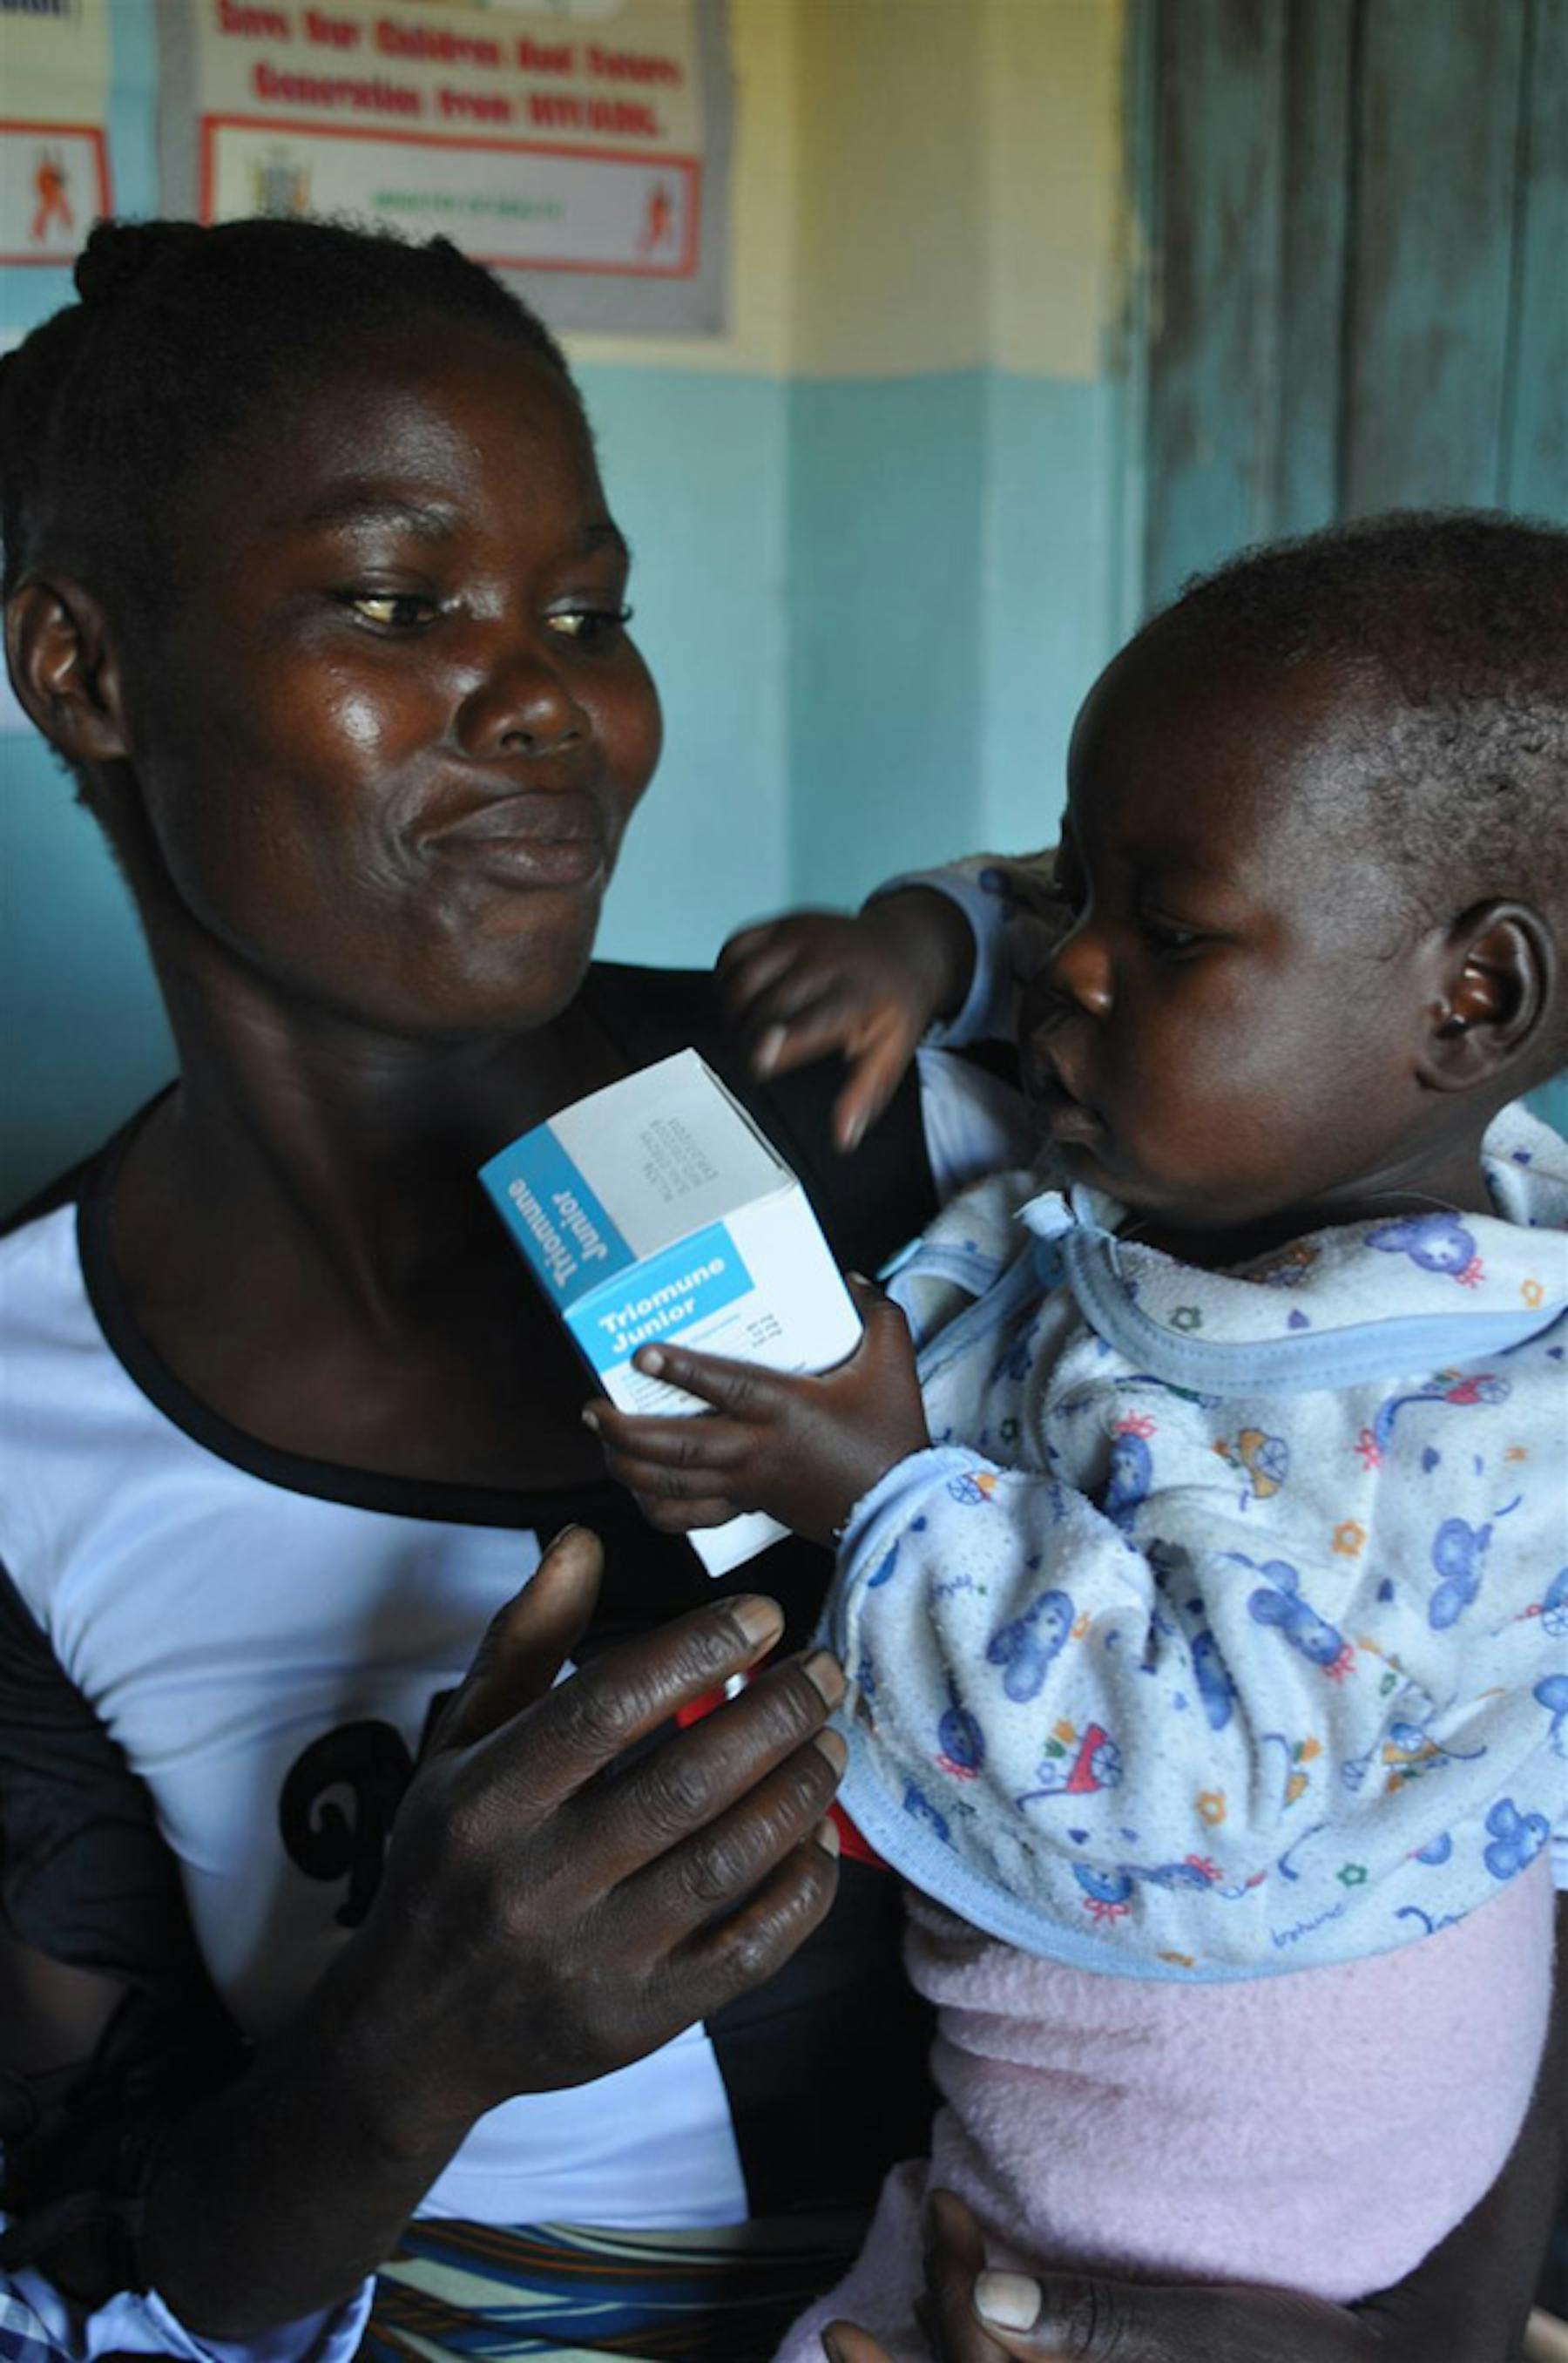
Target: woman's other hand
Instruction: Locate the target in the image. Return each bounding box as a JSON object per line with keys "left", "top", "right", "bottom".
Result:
{"left": 717, "top": 892, "right": 977, "bottom": 1153}
{"left": 585, "top": 1277, "right": 930, "bottom": 1547}
{"left": 823, "top": 2185, "right": 1540, "bottom": 2363}
{"left": 341, "top": 1527, "right": 848, "bottom": 2152}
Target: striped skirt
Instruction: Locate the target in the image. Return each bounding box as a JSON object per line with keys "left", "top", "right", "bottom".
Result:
{"left": 361, "top": 2213, "right": 867, "bottom": 2363}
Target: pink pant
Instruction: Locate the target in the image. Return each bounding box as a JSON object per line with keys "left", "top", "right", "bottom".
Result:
{"left": 775, "top": 1863, "right": 1556, "bottom": 2362}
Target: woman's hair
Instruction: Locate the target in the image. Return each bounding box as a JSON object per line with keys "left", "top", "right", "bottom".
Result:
{"left": 0, "top": 215, "right": 578, "bottom": 622}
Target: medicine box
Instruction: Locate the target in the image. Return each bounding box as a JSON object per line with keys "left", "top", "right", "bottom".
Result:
{"left": 480, "top": 1049, "right": 862, "bottom": 1576}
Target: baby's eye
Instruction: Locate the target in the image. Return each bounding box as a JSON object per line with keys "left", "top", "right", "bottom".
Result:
{"left": 546, "top": 604, "right": 633, "bottom": 649}
{"left": 343, "top": 591, "right": 436, "bottom": 630}
{"left": 1139, "top": 913, "right": 1206, "bottom": 958}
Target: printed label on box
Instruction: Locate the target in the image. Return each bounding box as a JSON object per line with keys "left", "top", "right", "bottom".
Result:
{"left": 574, "top": 1222, "right": 753, "bottom": 1374}
{"left": 490, "top": 1123, "right": 634, "bottom": 1303}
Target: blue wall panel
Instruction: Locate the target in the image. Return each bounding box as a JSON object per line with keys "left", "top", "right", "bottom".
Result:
{"left": 578, "top": 367, "right": 793, "bottom": 963}
{"left": 981, "top": 369, "right": 1129, "bottom": 850}
{"left": 787, "top": 371, "right": 988, "bottom": 908}
{"left": 0, "top": 742, "right": 176, "bottom": 1207}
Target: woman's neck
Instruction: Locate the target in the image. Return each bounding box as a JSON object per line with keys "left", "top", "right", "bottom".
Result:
{"left": 125, "top": 934, "right": 625, "bottom": 1324}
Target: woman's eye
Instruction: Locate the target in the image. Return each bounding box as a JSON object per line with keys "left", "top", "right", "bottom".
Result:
{"left": 344, "top": 592, "right": 435, "bottom": 629}
{"left": 546, "top": 604, "right": 632, "bottom": 648}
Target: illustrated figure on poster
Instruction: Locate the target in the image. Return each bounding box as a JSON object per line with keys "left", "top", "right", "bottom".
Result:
{"left": 639, "top": 179, "right": 675, "bottom": 256}
{"left": 30, "top": 151, "right": 73, "bottom": 245}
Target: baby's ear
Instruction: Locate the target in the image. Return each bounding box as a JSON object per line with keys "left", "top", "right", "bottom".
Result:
{"left": 3, "top": 571, "right": 134, "bottom": 768}
{"left": 1419, "top": 901, "right": 1557, "bottom": 1093}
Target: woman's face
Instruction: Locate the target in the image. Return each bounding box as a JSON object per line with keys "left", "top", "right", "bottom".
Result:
{"left": 118, "top": 322, "right": 661, "bottom": 1035}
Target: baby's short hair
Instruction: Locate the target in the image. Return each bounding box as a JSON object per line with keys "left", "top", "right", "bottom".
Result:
{"left": 1148, "top": 511, "right": 1568, "bottom": 934}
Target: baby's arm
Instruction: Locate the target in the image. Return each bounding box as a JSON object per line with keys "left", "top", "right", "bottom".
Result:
{"left": 825, "top": 1426, "right": 1562, "bottom": 1967}
{"left": 585, "top": 1282, "right": 931, "bottom": 1548}
{"left": 718, "top": 852, "right": 1065, "bottom": 1151}
{"left": 592, "top": 1323, "right": 1563, "bottom": 1963}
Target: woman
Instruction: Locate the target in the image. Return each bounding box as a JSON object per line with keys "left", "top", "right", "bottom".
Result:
{"left": 0, "top": 219, "right": 1558, "bottom": 2362}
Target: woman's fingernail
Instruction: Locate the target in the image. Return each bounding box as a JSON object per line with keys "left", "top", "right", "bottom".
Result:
{"left": 755, "top": 1025, "right": 787, "bottom": 1074}
{"left": 636, "top": 1347, "right": 666, "bottom": 1376}
{"left": 813, "top": 1728, "right": 848, "bottom": 1775}
{"left": 976, "top": 2272, "right": 1042, "bottom": 2332}
{"left": 841, "top": 1109, "right": 867, "bottom": 1150}
{"left": 580, "top": 1405, "right": 600, "bottom": 1432}
{"left": 730, "top": 1595, "right": 784, "bottom": 1651}
{"left": 803, "top": 1648, "right": 847, "bottom": 1707}
{"left": 814, "top": 1813, "right": 841, "bottom": 1855}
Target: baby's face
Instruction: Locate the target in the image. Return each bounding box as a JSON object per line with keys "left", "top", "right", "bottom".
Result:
{"left": 1018, "top": 634, "right": 1443, "bottom": 1242}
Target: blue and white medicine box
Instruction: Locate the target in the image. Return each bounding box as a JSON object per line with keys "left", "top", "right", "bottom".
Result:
{"left": 480, "top": 1049, "right": 862, "bottom": 1574}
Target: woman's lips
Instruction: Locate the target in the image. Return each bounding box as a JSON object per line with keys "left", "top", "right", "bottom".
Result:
{"left": 437, "top": 833, "right": 607, "bottom": 888}
{"left": 429, "top": 790, "right": 608, "bottom": 888}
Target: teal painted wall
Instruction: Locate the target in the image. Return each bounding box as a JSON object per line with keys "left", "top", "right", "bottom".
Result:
{"left": 785, "top": 369, "right": 1127, "bottom": 909}
{"left": 979, "top": 370, "right": 1130, "bottom": 854}
{"left": 2, "top": 741, "right": 177, "bottom": 1202}
{"left": 787, "top": 373, "right": 988, "bottom": 907}
{"left": 577, "top": 365, "right": 794, "bottom": 963}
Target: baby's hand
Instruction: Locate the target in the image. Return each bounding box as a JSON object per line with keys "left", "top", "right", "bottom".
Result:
{"left": 716, "top": 891, "right": 977, "bottom": 1153}
{"left": 584, "top": 1278, "right": 930, "bottom": 1548}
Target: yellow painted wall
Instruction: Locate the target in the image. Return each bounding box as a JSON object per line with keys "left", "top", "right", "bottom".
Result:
{"left": 792, "top": 0, "right": 988, "bottom": 377}
{"left": 984, "top": 0, "right": 1126, "bottom": 381}
{"left": 567, "top": 0, "right": 799, "bottom": 375}
{"left": 570, "top": 0, "right": 1126, "bottom": 384}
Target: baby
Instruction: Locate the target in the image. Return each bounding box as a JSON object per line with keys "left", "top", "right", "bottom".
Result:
{"left": 589, "top": 514, "right": 1568, "bottom": 2353}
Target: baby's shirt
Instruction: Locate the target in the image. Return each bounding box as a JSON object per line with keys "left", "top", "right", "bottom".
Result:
{"left": 829, "top": 1103, "right": 1568, "bottom": 1982}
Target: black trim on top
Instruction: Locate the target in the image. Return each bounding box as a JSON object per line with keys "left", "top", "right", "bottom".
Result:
{"left": 56, "top": 962, "right": 939, "bottom": 1544}
{"left": 70, "top": 1099, "right": 579, "bottom": 1530}
{"left": 77, "top": 1185, "right": 602, "bottom": 1535}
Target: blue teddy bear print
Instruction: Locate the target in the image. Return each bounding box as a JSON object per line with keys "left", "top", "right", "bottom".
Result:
{"left": 986, "top": 1588, "right": 1076, "bottom": 1703}
{"left": 1366, "top": 1213, "right": 1480, "bottom": 1279}
{"left": 1242, "top": 1557, "right": 1348, "bottom": 1672}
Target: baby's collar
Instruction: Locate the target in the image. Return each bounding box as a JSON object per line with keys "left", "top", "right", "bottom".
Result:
{"left": 1015, "top": 1116, "right": 1566, "bottom": 1398}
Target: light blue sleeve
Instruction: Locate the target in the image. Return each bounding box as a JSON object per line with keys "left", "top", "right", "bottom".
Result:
{"left": 830, "top": 1432, "right": 1566, "bottom": 1979}
{"left": 2, "top": 2226, "right": 374, "bottom": 2363}
{"left": 911, "top": 1051, "right": 1035, "bottom": 1214}
{"left": 869, "top": 857, "right": 1056, "bottom": 1048}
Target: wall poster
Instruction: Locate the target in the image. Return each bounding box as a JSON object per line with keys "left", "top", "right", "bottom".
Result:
{"left": 156, "top": 0, "right": 732, "bottom": 332}
{"left": 0, "top": 0, "right": 113, "bottom": 267}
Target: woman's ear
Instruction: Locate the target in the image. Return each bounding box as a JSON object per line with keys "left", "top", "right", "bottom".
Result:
{"left": 3, "top": 572, "right": 133, "bottom": 768}
{"left": 1420, "top": 901, "right": 1557, "bottom": 1092}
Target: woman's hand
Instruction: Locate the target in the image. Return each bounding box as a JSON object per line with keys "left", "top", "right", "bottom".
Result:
{"left": 584, "top": 1280, "right": 930, "bottom": 1547}
{"left": 717, "top": 891, "right": 977, "bottom": 1152}
{"left": 335, "top": 1526, "right": 849, "bottom": 2150}
{"left": 140, "top": 1527, "right": 851, "bottom": 2334}
{"left": 823, "top": 2187, "right": 1543, "bottom": 2363}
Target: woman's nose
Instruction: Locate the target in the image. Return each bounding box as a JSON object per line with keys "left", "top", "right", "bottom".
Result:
{"left": 1045, "top": 917, "right": 1114, "bottom": 1018}
{"left": 456, "top": 640, "right": 587, "bottom": 760}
